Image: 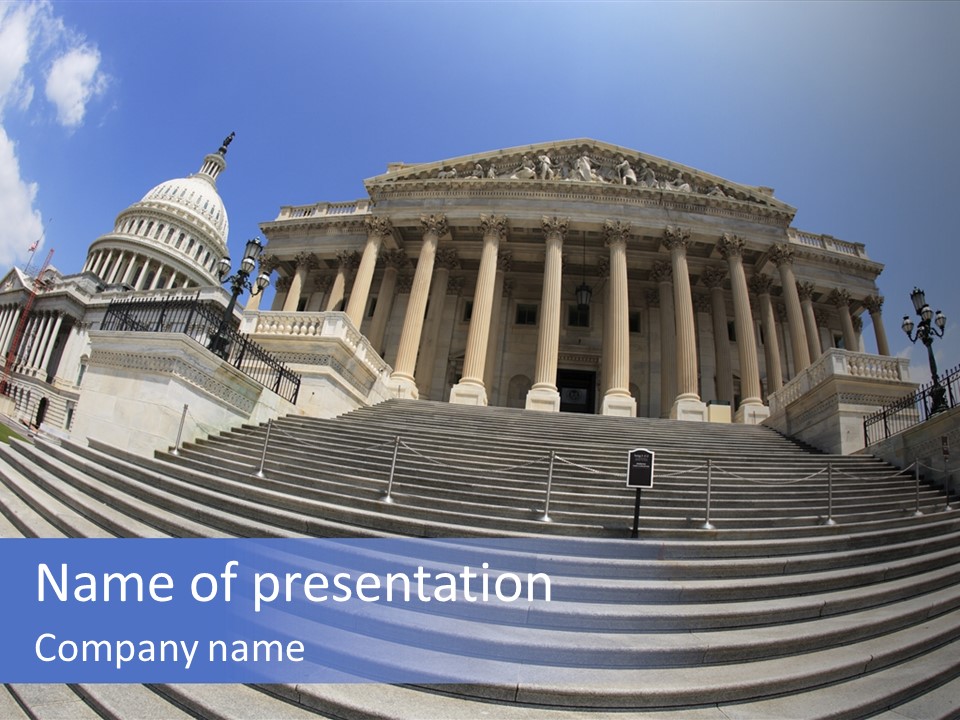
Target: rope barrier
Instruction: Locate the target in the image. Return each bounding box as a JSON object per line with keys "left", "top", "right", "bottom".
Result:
{"left": 832, "top": 462, "right": 920, "bottom": 483}
{"left": 713, "top": 464, "right": 826, "bottom": 485}
{"left": 399, "top": 439, "right": 550, "bottom": 473}
{"left": 554, "top": 454, "right": 602, "bottom": 474}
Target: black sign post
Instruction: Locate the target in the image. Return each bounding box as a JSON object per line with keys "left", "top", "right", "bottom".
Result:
{"left": 626, "top": 448, "right": 655, "bottom": 538}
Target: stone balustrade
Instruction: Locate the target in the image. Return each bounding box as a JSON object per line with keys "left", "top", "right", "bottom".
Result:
{"left": 788, "top": 228, "right": 868, "bottom": 259}
{"left": 275, "top": 200, "right": 372, "bottom": 220}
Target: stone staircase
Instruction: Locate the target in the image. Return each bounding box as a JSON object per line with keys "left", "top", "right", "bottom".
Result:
{"left": 1, "top": 399, "right": 959, "bottom": 719}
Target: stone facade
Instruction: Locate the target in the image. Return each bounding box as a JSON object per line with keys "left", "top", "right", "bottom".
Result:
{"left": 258, "top": 139, "right": 893, "bottom": 424}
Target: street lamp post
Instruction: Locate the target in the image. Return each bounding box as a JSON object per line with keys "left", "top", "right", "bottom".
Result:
{"left": 901, "top": 287, "right": 948, "bottom": 415}
{"left": 208, "top": 237, "right": 271, "bottom": 360}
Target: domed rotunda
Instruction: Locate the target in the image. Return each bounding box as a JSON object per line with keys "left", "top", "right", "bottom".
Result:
{"left": 81, "top": 134, "right": 235, "bottom": 290}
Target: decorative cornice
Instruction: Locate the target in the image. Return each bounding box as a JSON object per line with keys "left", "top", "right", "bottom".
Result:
{"left": 650, "top": 260, "right": 673, "bottom": 283}
{"left": 420, "top": 213, "right": 449, "bottom": 238}
{"left": 749, "top": 274, "right": 775, "bottom": 296}
{"left": 479, "top": 213, "right": 509, "bottom": 241}
{"left": 662, "top": 225, "right": 690, "bottom": 251}
{"left": 717, "top": 232, "right": 745, "bottom": 259}
{"left": 701, "top": 265, "right": 727, "bottom": 290}
{"left": 541, "top": 216, "right": 568, "bottom": 241}
{"left": 796, "top": 281, "right": 816, "bottom": 302}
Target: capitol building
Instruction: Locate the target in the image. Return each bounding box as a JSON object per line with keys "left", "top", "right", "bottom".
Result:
{"left": 0, "top": 138, "right": 908, "bottom": 454}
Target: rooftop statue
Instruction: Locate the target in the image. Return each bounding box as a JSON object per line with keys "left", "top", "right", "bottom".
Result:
{"left": 218, "top": 131, "right": 235, "bottom": 156}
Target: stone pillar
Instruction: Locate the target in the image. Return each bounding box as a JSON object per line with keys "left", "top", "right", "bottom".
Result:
{"left": 830, "top": 288, "right": 858, "bottom": 351}
{"left": 389, "top": 214, "right": 447, "bottom": 398}
{"left": 701, "top": 265, "right": 733, "bottom": 405}
{"left": 797, "top": 281, "right": 822, "bottom": 363}
{"left": 663, "top": 226, "right": 706, "bottom": 421}
{"left": 368, "top": 250, "right": 408, "bottom": 354}
{"left": 771, "top": 244, "right": 810, "bottom": 373}
{"left": 718, "top": 233, "right": 766, "bottom": 423}
{"left": 325, "top": 250, "right": 359, "bottom": 312}
{"left": 451, "top": 214, "right": 507, "bottom": 406}
{"left": 106, "top": 252, "right": 125, "bottom": 284}
{"left": 271, "top": 276, "right": 291, "bottom": 311}
{"left": 416, "top": 248, "right": 459, "bottom": 397}
{"left": 525, "top": 216, "right": 567, "bottom": 412}
{"left": 863, "top": 295, "right": 890, "bottom": 356}
{"left": 27, "top": 313, "right": 51, "bottom": 370}
{"left": 346, "top": 217, "right": 391, "bottom": 328}
{"left": 132, "top": 259, "right": 150, "bottom": 290}
{"left": 37, "top": 312, "right": 64, "bottom": 378}
{"left": 750, "top": 274, "right": 783, "bottom": 394}
{"left": 120, "top": 254, "right": 138, "bottom": 285}
{"left": 284, "top": 253, "right": 315, "bottom": 312}
{"left": 600, "top": 220, "right": 636, "bottom": 416}
{"left": 483, "top": 253, "right": 512, "bottom": 397}
{"left": 852, "top": 315, "right": 864, "bottom": 352}
{"left": 651, "top": 261, "right": 676, "bottom": 418}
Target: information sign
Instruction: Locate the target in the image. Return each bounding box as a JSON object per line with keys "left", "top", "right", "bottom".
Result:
{"left": 626, "top": 448, "right": 655, "bottom": 489}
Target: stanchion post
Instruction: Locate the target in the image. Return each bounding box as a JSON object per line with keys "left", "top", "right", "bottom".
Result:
{"left": 253, "top": 419, "right": 273, "bottom": 479}
{"left": 382, "top": 435, "right": 401, "bottom": 503}
{"left": 914, "top": 459, "right": 924, "bottom": 517}
{"left": 825, "top": 461, "right": 837, "bottom": 526}
{"left": 945, "top": 454, "right": 953, "bottom": 513}
{"left": 539, "top": 450, "right": 556, "bottom": 522}
{"left": 702, "top": 459, "right": 715, "bottom": 530}
{"left": 630, "top": 489, "right": 642, "bottom": 539}
{"left": 170, "top": 403, "right": 188, "bottom": 456}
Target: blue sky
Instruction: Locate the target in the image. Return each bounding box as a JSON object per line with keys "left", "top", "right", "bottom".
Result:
{"left": 0, "top": 1, "right": 958, "bottom": 381}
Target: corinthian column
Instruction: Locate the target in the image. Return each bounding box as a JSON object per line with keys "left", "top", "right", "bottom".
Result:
{"left": 863, "top": 295, "right": 890, "bottom": 356}
{"left": 483, "top": 252, "right": 512, "bottom": 398}
{"left": 283, "top": 252, "right": 315, "bottom": 312}
{"left": 346, "top": 217, "right": 391, "bottom": 327}
{"left": 750, "top": 274, "right": 782, "bottom": 394}
{"left": 718, "top": 233, "right": 767, "bottom": 423}
{"left": 525, "top": 216, "right": 567, "bottom": 412}
{"left": 600, "top": 220, "right": 636, "bottom": 416}
{"left": 650, "top": 261, "right": 676, "bottom": 418}
{"left": 451, "top": 214, "right": 507, "bottom": 406}
{"left": 830, "top": 288, "right": 858, "bottom": 351}
{"left": 389, "top": 214, "right": 447, "bottom": 398}
{"left": 771, "top": 244, "right": 809, "bottom": 373}
{"left": 325, "top": 251, "right": 358, "bottom": 312}
{"left": 244, "top": 254, "right": 277, "bottom": 313}
{"left": 663, "top": 226, "right": 706, "bottom": 421}
{"left": 796, "top": 281, "right": 822, "bottom": 363}
{"left": 701, "top": 265, "right": 733, "bottom": 405}
{"left": 416, "top": 248, "right": 459, "bottom": 397}
{"left": 368, "top": 249, "right": 408, "bottom": 354}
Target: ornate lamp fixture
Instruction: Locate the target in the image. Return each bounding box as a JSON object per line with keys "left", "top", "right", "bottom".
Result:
{"left": 208, "top": 237, "right": 271, "bottom": 359}
{"left": 902, "top": 286, "right": 948, "bottom": 414}
{"left": 575, "top": 234, "right": 592, "bottom": 310}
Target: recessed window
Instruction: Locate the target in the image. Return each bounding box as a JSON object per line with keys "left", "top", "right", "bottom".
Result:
{"left": 727, "top": 321, "right": 736, "bottom": 342}
{"left": 463, "top": 300, "right": 473, "bottom": 323}
{"left": 516, "top": 303, "right": 537, "bottom": 326}
{"left": 367, "top": 297, "right": 378, "bottom": 318}
{"left": 568, "top": 304, "right": 590, "bottom": 328}
{"left": 629, "top": 311, "right": 641, "bottom": 334}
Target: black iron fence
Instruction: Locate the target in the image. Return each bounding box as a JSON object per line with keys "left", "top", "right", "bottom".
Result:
{"left": 101, "top": 295, "right": 301, "bottom": 404}
{"left": 864, "top": 364, "right": 959, "bottom": 446}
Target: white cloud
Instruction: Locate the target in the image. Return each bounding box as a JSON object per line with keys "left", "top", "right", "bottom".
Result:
{"left": 45, "top": 45, "right": 107, "bottom": 128}
{"left": 0, "top": 125, "right": 43, "bottom": 266}
{"left": 0, "top": 1, "right": 39, "bottom": 117}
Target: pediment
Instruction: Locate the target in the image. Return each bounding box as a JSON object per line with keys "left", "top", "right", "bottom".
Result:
{"left": 0, "top": 267, "right": 30, "bottom": 294}
{"left": 365, "top": 139, "right": 794, "bottom": 213}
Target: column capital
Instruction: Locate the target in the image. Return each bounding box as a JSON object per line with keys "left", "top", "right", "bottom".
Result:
{"left": 717, "top": 232, "right": 745, "bottom": 259}
{"left": 397, "top": 274, "right": 414, "bottom": 293}
{"left": 694, "top": 294, "right": 712, "bottom": 313}
{"left": 701, "top": 265, "right": 727, "bottom": 290}
{"left": 863, "top": 294, "right": 884, "bottom": 313}
{"left": 294, "top": 251, "right": 317, "bottom": 270}
{"left": 420, "top": 213, "right": 449, "bottom": 238}
{"left": 313, "top": 274, "right": 334, "bottom": 292}
{"left": 828, "top": 287, "right": 851, "bottom": 307}
{"left": 497, "top": 251, "right": 513, "bottom": 273}
{"left": 365, "top": 215, "right": 394, "bottom": 240}
{"left": 749, "top": 273, "right": 775, "bottom": 295}
{"left": 479, "top": 213, "right": 509, "bottom": 240}
{"left": 447, "top": 275, "right": 465, "bottom": 294}
{"left": 259, "top": 253, "right": 280, "bottom": 274}
{"left": 602, "top": 219, "right": 631, "bottom": 247}
{"left": 435, "top": 247, "right": 461, "bottom": 271}
{"left": 815, "top": 308, "right": 830, "bottom": 326}
{"left": 852, "top": 315, "right": 863, "bottom": 333}
{"left": 541, "top": 215, "right": 568, "bottom": 240}
{"left": 382, "top": 249, "right": 410, "bottom": 270}
{"left": 662, "top": 225, "right": 691, "bottom": 251}
{"left": 275, "top": 276, "right": 292, "bottom": 292}
{"left": 645, "top": 288, "right": 660, "bottom": 308}
{"left": 796, "top": 281, "right": 816, "bottom": 302}
{"left": 770, "top": 243, "right": 794, "bottom": 267}
{"left": 775, "top": 303, "right": 788, "bottom": 321}
{"left": 335, "top": 249, "right": 361, "bottom": 271}
{"left": 650, "top": 260, "right": 673, "bottom": 283}
{"left": 596, "top": 255, "right": 610, "bottom": 279}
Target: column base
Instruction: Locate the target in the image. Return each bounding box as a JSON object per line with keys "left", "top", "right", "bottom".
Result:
{"left": 387, "top": 373, "right": 420, "bottom": 400}
{"left": 525, "top": 385, "right": 561, "bottom": 413}
{"left": 734, "top": 403, "right": 770, "bottom": 425}
{"left": 449, "top": 381, "right": 488, "bottom": 407}
{"left": 601, "top": 392, "right": 637, "bottom": 417}
{"left": 670, "top": 397, "right": 708, "bottom": 422}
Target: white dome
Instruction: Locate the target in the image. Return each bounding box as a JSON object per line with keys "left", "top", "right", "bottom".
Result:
{"left": 142, "top": 174, "right": 229, "bottom": 252}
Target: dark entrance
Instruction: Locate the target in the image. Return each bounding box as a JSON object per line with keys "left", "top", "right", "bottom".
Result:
{"left": 557, "top": 369, "right": 596, "bottom": 414}
{"left": 35, "top": 397, "right": 48, "bottom": 427}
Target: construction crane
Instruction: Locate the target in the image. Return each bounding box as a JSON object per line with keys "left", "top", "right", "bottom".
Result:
{"left": 0, "top": 248, "right": 55, "bottom": 394}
